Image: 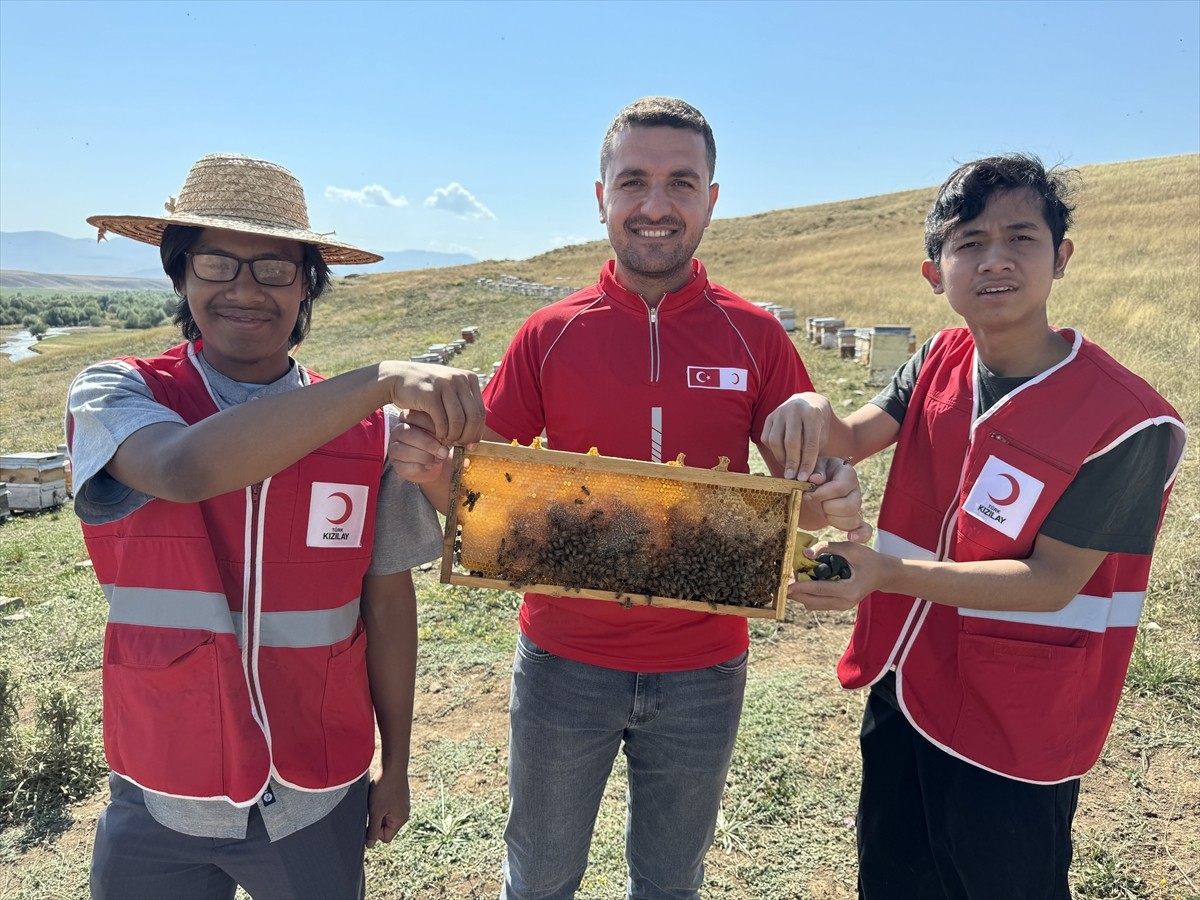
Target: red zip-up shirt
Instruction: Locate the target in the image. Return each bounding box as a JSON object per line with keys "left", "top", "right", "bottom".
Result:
{"left": 484, "top": 260, "right": 812, "bottom": 671}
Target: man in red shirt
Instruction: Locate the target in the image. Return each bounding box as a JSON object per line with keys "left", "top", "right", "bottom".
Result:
{"left": 394, "top": 97, "right": 867, "bottom": 899}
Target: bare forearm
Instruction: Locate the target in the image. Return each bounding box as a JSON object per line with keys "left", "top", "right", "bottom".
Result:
{"left": 886, "top": 556, "right": 1072, "bottom": 612}
{"left": 134, "top": 365, "right": 390, "bottom": 499}
{"left": 855, "top": 534, "right": 1107, "bottom": 613}
{"left": 362, "top": 573, "right": 418, "bottom": 772}
{"left": 792, "top": 532, "right": 1108, "bottom": 614}
{"left": 111, "top": 361, "right": 483, "bottom": 502}
{"left": 417, "top": 465, "right": 455, "bottom": 515}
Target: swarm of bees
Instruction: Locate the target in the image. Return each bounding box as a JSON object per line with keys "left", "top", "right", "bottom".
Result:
{"left": 454, "top": 457, "right": 791, "bottom": 609}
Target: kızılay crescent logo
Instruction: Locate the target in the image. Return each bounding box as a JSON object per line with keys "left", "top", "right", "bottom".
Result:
{"left": 986, "top": 473, "right": 1021, "bottom": 507}
{"left": 963, "top": 455, "right": 1045, "bottom": 540}
{"left": 326, "top": 491, "right": 354, "bottom": 525}
{"left": 307, "top": 482, "right": 369, "bottom": 548}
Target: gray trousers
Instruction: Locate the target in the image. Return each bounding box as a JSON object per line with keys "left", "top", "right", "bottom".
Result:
{"left": 90, "top": 774, "right": 368, "bottom": 900}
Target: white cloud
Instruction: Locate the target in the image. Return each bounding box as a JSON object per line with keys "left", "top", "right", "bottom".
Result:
{"left": 551, "top": 235, "right": 589, "bottom": 247}
{"left": 324, "top": 184, "right": 409, "bottom": 208}
{"left": 423, "top": 182, "right": 495, "bottom": 220}
{"left": 435, "top": 242, "right": 478, "bottom": 255}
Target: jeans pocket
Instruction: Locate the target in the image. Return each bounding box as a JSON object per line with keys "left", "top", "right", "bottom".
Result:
{"left": 516, "top": 631, "right": 557, "bottom": 662}
{"left": 711, "top": 649, "right": 749, "bottom": 675}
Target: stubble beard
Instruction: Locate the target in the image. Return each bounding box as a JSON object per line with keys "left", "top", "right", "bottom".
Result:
{"left": 612, "top": 222, "right": 703, "bottom": 295}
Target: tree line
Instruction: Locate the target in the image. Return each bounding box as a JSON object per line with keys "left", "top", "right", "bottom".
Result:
{"left": 0, "top": 290, "right": 176, "bottom": 336}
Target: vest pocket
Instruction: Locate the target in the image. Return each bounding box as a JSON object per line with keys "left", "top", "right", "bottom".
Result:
{"left": 952, "top": 632, "right": 1085, "bottom": 771}
{"left": 104, "top": 625, "right": 224, "bottom": 795}
{"left": 320, "top": 624, "right": 373, "bottom": 779}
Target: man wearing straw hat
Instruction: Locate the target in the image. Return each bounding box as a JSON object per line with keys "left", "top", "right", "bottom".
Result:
{"left": 66, "top": 153, "right": 485, "bottom": 899}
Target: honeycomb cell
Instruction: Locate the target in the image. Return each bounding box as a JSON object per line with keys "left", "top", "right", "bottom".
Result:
{"left": 447, "top": 443, "right": 805, "bottom": 616}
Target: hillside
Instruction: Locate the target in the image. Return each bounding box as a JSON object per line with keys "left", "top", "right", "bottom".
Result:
{"left": 315, "top": 153, "right": 1199, "bottom": 425}
{"left": 5, "top": 154, "right": 1197, "bottom": 440}
{"left": 0, "top": 230, "right": 475, "bottom": 282}
{"left": 4, "top": 153, "right": 1197, "bottom": 441}
{"left": 0, "top": 269, "right": 172, "bottom": 292}
{"left": 1, "top": 153, "right": 1197, "bottom": 899}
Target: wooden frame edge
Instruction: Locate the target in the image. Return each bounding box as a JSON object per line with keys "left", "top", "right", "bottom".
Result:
{"left": 445, "top": 573, "right": 781, "bottom": 619}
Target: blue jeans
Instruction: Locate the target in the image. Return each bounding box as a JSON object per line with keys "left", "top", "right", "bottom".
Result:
{"left": 501, "top": 632, "right": 748, "bottom": 900}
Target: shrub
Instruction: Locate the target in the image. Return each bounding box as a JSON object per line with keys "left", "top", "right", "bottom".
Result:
{"left": 0, "top": 673, "right": 106, "bottom": 832}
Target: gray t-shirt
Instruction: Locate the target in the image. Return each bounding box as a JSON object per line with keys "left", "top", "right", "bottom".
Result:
{"left": 67, "top": 351, "right": 442, "bottom": 840}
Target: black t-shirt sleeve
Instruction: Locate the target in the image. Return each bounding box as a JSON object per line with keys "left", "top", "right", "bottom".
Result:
{"left": 1040, "top": 424, "right": 1174, "bottom": 555}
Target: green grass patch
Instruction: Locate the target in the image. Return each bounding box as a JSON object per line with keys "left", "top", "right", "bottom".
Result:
{"left": 1126, "top": 634, "right": 1200, "bottom": 710}
{"left": 1073, "top": 832, "right": 1149, "bottom": 899}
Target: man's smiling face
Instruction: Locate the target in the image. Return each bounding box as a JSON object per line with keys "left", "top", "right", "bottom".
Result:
{"left": 595, "top": 125, "right": 719, "bottom": 300}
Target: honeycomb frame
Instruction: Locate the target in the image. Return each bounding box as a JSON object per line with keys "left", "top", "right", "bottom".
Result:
{"left": 440, "top": 441, "right": 811, "bottom": 620}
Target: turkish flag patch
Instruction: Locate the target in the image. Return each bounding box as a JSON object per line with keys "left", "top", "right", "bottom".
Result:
{"left": 686, "top": 366, "right": 748, "bottom": 392}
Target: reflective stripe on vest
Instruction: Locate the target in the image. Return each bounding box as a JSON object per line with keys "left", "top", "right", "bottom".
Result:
{"left": 102, "top": 584, "right": 361, "bottom": 647}
{"left": 874, "top": 528, "right": 1145, "bottom": 633}
{"left": 874, "top": 528, "right": 936, "bottom": 563}
{"left": 958, "top": 591, "right": 1144, "bottom": 632}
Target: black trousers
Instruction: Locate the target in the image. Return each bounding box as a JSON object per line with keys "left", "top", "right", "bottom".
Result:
{"left": 857, "top": 674, "right": 1079, "bottom": 900}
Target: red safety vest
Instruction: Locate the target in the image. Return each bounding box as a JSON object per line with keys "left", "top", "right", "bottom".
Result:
{"left": 77, "top": 342, "right": 387, "bottom": 805}
{"left": 839, "top": 328, "right": 1185, "bottom": 783}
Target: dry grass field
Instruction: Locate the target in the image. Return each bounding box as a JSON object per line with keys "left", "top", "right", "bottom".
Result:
{"left": 1, "top": 153, "right": 1197, "bottom": 898}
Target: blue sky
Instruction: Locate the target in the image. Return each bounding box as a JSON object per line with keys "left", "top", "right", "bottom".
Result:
{"left": 1, "top": 0, "right": 1197, "bottom": 264}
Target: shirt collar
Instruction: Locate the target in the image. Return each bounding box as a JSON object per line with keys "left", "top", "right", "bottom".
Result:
{"left": 194, "top": 347, "right": 305, "bottom": 410}
{"left": 598, "top": 258, "right": 709, "bottom": 313}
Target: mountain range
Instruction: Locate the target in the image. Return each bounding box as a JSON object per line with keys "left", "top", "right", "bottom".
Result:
{"left": 0, "top": 231, "right": 477, "bottom": 288}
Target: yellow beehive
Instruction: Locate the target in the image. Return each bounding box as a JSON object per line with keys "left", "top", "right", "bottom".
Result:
{"left": 441, "top": 441, "right": 811, "bottom": 619}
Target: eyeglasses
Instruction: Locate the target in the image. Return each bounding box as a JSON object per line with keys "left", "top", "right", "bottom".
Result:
{"left": 186, "top": 252, "right": 301, "bottom": 287}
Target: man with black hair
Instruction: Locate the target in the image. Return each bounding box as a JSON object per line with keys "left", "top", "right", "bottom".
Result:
{"left": 68, "top": 153, "right": 485, "bottom": 900}
{"left": 392, "top": 97, "right": 869, "bottom": 900}
{"left": 763, "top": 153, "right": 1186, "bottom": 897}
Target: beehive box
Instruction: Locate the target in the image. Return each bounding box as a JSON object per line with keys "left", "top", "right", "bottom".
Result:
{"left": 817, "top": 318, "right": 845, "bottom": 350}
{"left": 867, "top": 325, "right": 915, "bottom": 386}
{"left": 838, "top": 327, "right": 857, "bottom": 359}
{"left": 805, "top": 315, "right": 831, "bottom": 344}
{"left": 854, "top": 327, "right": 872, "bottom": 365}
{"left": 0, "top": 451, "right": 68, "bottom": 511}
{"left": 808, "top": 316, "right": 839, "bottom": 345}
{"left": 441, "top": 441, "right": 812, "bottom": 619}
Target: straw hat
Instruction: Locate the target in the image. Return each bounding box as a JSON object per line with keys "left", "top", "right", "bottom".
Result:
{"left": 87, "top": 153, "right": 382, "bottom": 265}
